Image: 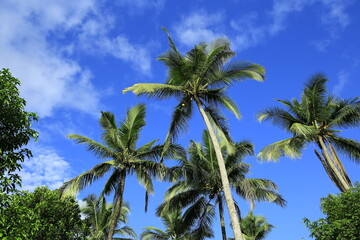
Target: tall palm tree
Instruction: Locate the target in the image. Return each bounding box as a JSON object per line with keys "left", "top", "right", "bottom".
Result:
{"left": 123, "top": 28, "right": 265, "bottom": 240}
{"left": 60, "top": 104, "right": 180, "bottom": 240}
{"left": 140, "top": 208, "right": 213, "bottom": 240}
{"left": 157, "top": 131, "right": 285, "bottom": 240}
{"left": 257, "top": 74, "right": 360, "bottom": 192}
{"left": 240, "top": 212, "right": 274, "bottom": 240}
{"left": 81, "top": 194, "right": 136, "bottom": 240}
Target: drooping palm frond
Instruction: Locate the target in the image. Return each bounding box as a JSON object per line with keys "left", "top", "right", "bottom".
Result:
{"left": 329, "top": 136, "right": 360, "bottom": 162}
{"left": 257, "top": 107, "right": 299, "bottom": 132}
{"left": 257, "top": 137, "right": 305, "bottom": 161}
{"left": 60, "top": 161, "right": 115, "bottom": 197}
{"left": 328, "top": 97, "right": 360, "bottom": 128}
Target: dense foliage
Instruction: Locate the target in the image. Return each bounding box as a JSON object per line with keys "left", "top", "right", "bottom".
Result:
{"left": 0, "top": 186, "right": 89, "bottom": 240}
{"left": 304, "top": 183, "right": 360, "bottom": 240}
{"left": 0, "top": 68, "right": 38, "bottom": 197}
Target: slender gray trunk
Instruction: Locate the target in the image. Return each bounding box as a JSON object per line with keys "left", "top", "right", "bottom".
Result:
{"left": 194, "top": 97, "right": 243, "bottom": 240}
{"left": 317, "top": 136, "right": 351, "bottom": 192}
{"left": 107, "top": 171, "right": 126, "bottom": 240}
{"left": 218, "top": 195, "right": 227, "bottom": 240}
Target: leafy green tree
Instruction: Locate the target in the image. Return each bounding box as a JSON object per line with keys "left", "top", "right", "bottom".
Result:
{"left": 81, "top": 194, "right": 136, "bottom": 240}
{"left": 0, "top": 186, "right": 88, "bottom": 240}
{"left": 0, "top": 68, "right": 38, "bottom": 198}
{"left": 157, "top": 131, "right": 285, "bottom": 240}
{"left": 60, "top": 104, "right": 181, "bottom": 240}
{"left": 123, "top": 28, "right": 265, "bottom": 240}
{"left": 240, "top": 212, "right": 274, "bottom": 240}
{"left": 141, "top": 208, "right": 213, "bottom": 240}
{"left": 257, "top": 74, "right": 360, "bottom": 192}
{"left": 304, "top": 183, "right": 360, "bottom": 240}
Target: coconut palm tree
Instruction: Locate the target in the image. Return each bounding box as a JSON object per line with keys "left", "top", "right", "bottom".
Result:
{"left": 230, "top": 212, "right": 274, "bottom": 240}
{"left": 60, "top": 104, "right": 181, "bottom": 240}
{"left": 157, "top": 131, "right": 285, "bottom": 240}
{"left": 123, "top": 28, "right": 265, "bottom": 240}
{"left": 81, "top": 194, "right": 136, "bottom": 240}
{"left": 257, "top": 74, "right": 360, "bottom": 192}
{"left": 140, "top": 208, "right": 213, "bottom": 240}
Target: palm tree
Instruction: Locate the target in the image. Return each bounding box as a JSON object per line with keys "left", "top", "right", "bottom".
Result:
{"left": 257, "top": 74, "right": 360, "bottom": 192}
{"left": 81, "top": 194, "right": 136, "bottom": 240}
{"left": 230, "top": 212, "right": 274, "bottom": 240}
{"left": 140, "top": 208, "right": 213, "bottom": 240}
{"left": 157, "top": 131, "right": 285, "bottom": 240}
{"left": 60, "top": 104, "right": 180, "bottom": 240}
{"left": 123, "top": 28, "right": 265, "bottom": 240}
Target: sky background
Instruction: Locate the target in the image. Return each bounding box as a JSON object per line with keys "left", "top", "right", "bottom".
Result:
{"left": 1, "top": 0, "right": 360, "bottom": 239}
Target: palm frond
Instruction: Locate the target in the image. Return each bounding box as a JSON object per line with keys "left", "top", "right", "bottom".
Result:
{"left": 123, "top": 83, "right": 183, "bottom": 99}
{"left": 330, "top": 136, "right": 360, "bottom": 163}
{"left": 257, "top": 137, "right": 305, "bottom": 161}
{"left": 67, "top": 134, "right": 114, "bottom": 159}
{"left": 119, "top": 104, "right": 146, "bottom": 148}
{"left": 60, "top": 161, "right": 115, "bottom": 197}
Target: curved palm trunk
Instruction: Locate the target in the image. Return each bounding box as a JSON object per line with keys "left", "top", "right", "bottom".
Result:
{"left": 107, "top": 171, "right": 126, "bottom": 240}
{"left": 317, "top": 136, "right": 352, "bottom": 192}
{"left": 217, "top": 195, "right": 227, "bottom": 240}
{"left": 195, "top": 97, "right": 243, "bottom": 240}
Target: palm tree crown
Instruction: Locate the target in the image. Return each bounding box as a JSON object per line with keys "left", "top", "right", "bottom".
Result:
{"left": 258, "top": 74, "right": 360, "bottom": 192}
{"left": 157, "top": 131, "right": 285, "bottom": 240}
{"left": 123, "top": 28, "right": 265, "bottom": 240}
{"left": 240, "top": 212, "right": 274, "bottom": 240}
{"left": 81, "top": 194, "right": 136, "bottom": 240}
{"left": 60, "top": 104, "right": 179, "bottom": 240}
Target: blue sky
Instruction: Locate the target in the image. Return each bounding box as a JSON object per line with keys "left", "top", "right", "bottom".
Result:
{"left": 1, "top": 0, "right": 360, "bottom": 239}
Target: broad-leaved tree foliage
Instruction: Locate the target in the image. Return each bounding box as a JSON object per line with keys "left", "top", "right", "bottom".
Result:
{"left": 0, "top": 68, "right": 38, "bottom": 199}
{"left": 304, "top": 183, "right": 360, "bottom": 240}
{"left": 0, "top": 186, "right": 88, "bottom": 240}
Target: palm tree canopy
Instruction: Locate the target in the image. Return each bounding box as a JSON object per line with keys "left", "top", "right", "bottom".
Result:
{"left": 60, "top": 104, "right": 182, "bottom": 198}
{"left": 258, "top": 74, "right": 360, "bottom": 162}
{"left": 81, "top": 194, "right": 136, "bottom": 240}
{"left": 240, "top": 212, "right": 274, "bottom": 240}
{"left": 141, "top": 208, "right": 213, "bottom": 240}
{"left": 157, "top": 131, "right": 285, "bottom": 239}
{"left": 123, "top": 29, "right": 265, "bottom": 146}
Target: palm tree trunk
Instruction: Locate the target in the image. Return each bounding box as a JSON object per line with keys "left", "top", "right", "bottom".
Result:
{"left": 218, "top": 195, "right": 227, "bottom": 240}
{"left": 107, "top": 171, "right": 126, "bottom": 240}
{"left": 317, "top": 136, "right": 351, "bottom": 192}
{"left": 194, "top": 97, "right": 243, "bottom": 240}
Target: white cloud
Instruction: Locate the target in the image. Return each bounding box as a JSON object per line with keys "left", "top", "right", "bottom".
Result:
{"left": 230, "top": 12, "right": 266, "bottom": 51}
{"left": 173, "top": 1, "right": 353, "bottom": 53}
{"left": 174, "top": 11, "right": 228, "bottom": 47}
{"left": 0, "top": 0, "right": 152, "bottom": 117}
{"left": 19, "top": 145, "right": 71, "bottom": 191}
{"left": 117, "top": 0, "right": 166, "bottom": 11}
